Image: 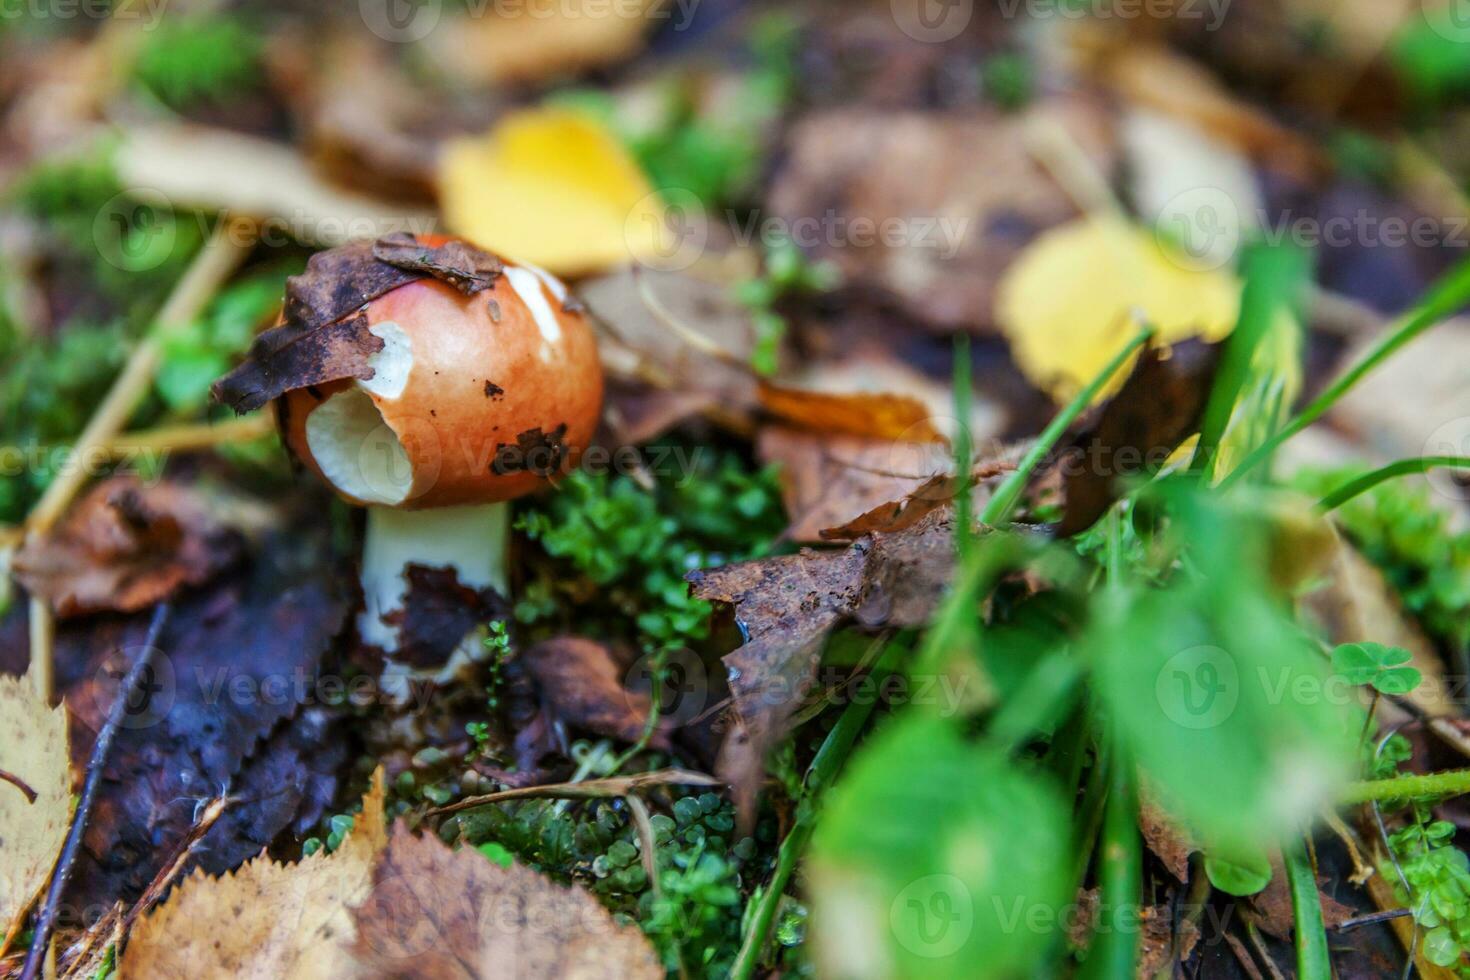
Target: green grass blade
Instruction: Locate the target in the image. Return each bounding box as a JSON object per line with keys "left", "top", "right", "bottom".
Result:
{"left": 1077, "top": 743, "right": 1141, "bottom": 980}
{"left": 1284, "top": 837, "right": 1332, "bottom": 980}
{"left": 1222, "top": 255, "right": 1470, "bottom": 489}
{"left": 1317, "top": 456, "right": 1470, "bottom": 511}
{"left": 981, "top": 325, "right": 1154, "bottom": 526}
{"left": 1192, "top": 243, "right": 1308, "bottom": 475}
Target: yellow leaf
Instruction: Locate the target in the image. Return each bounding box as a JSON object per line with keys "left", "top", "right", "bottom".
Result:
{"left": 995, "top": 217, "right": 1239, "bottom": 402}
{"left": 0, "top": 666, "right": 71, "bottom": 956}
{"left": 120, "top": 770, "right": 388, "bottom": 979}
{"left": 438, "top": 108, "right": 668, "bottom": 276}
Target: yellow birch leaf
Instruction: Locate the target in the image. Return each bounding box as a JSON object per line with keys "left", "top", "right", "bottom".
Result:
{"left": 995, "top": 217, "right": 1239, "bottom": 402}
{"left": 0, "top": 666, "right": 71, "bottom": 956}
{"left": 438, "top": 108, "right": 668, "bottom": 276}
{"left": 119, "top": 769, "right": 388, "bottom": 979}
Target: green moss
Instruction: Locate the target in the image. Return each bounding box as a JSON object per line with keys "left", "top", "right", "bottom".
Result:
{"left": 131, "top": 15, "right": 264, "bottom": 111}
{"left": 516, "top": 451, "right": 784, "bottom": 653}
{"left": 451, "top": 790, "right": 759, "bottom": 975}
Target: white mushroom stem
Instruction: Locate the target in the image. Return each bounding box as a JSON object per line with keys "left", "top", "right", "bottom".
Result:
{"left": 357, "top": 502, "right": 511, "bottom": 653}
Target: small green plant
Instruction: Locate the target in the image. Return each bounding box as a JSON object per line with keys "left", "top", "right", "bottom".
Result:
{"left": 1386, "top": 801, "right": 1470, "bottom": 974}
{"left": 451, "top": 790, "right": 759, "bottom": 973}
{"left": 1332, "top": 642, "right": 1422, "bottom": 696}
{"left": 1294, "top": 466, "right": 1470, "bottom": 649}
{"left": 516, "top": 452, "right": 783, "bottom": 653}
{"left": 733, "top": 235, "right": 839, "bottom": 377}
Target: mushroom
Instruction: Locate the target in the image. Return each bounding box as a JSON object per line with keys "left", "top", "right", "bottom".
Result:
{"left": 217, "top": 232, "right": 601, "bottom": 688}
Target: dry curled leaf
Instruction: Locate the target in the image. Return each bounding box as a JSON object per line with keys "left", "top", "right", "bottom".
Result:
{"left": 12, "top": 476, "right": 245, "bottom": 618}
{"left": 757, "top": 381, "right": 948, "bottom": 444}
{"left": 350, "top": 824, "right": 662, "bottom": 978}
{"left": 516, "top": 637, "right": 669, "bottom": 753}
{"left": 213, "top": 234, "right": 506, "bottom": 413}
{"left": 0, "top": 664, "right": 70, "bottom": 955}
{"left": 758, "top": 428, "right": 952, "bottom": 543}
{"left": 382, "top": 564, "right": 508, "bottom": 671}
{"left": 688, "top": 508, "right": 958, "bottom": 825}
{"left": 120, "top": 770, "right": 387, "bottom": 979}
{"left": 1047, "top": 338, "right": 1223, "bottom": 536}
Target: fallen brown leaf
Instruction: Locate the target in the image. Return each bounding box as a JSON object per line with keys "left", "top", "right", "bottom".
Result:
{"left": 350, "top": 823, "right": 661, "bottom": 978}
{"left": 1048, "top": 338, "right": 1222, "bottom": 536}
{"left": 757, "top": 428, "right": 952, "bottom": 542}
{"left": 0, "top": 664, "right": 70, "bottom": 956}
{"left": 1, "top": 504, "right": 352, "bottom": 916}
{"left": 120, "top": 770, "right": 387, "bottom": 978}
{"left": 1249, "top": 852, "right": 1354, "bottom": 941}
{"left": 13, "top": 476, "right": 244, "bottom": 618}
{"left": 515, "top": 637, "right": 670, "bottom": 757}
{"left": 1140, "top": 792, "right": 1197, "bottom": 883}
{"left": 383, "top": 564, "right": 508, "bottom": 671}
{"left": 766, "top": 99, "right": 1115, "bottom": 332}
{"left": 757, "top": 381, "right": 948, "bottom": 444}
{"left": 581, "top": 262, "right": 760, "bottom": 440}
{"left": 424, "top": 0, "right": 663, "bottom": 86}
{"left": 688, "top": 508, "right": 958, "bottom": 825}
{"left": 114, "top": 125, "right": 437, "bottom": 246}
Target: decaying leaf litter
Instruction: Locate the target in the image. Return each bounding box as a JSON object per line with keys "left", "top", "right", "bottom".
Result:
{"left": 6, "top": 1, "right": 1470, "bottom": 978}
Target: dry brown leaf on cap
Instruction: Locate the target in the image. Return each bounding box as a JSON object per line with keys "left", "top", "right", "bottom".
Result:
{"left": 765, "top": 99, "right": 1116, "bottom": 333}
{"left": 349, "top": 824, "right": 662, "bottom": 978}
{"left": 688, "top": 508, "right": 959, "bottom": 827}
{"left": 119, "top": 769, "right": 388, "bottom": 979}
{"left": 424, "top": 0, "right": 666, "bottom": 86}
{"left": 114, "top": 124, "right": 437, "bottom": 246}
{"left": 0, "top": 663, "right": 71, "bottom": 957}
{"left": 12, "top": 476, "right": 245, "bottom": 618}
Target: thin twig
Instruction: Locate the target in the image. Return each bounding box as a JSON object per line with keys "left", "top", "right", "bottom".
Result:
{"left": 20, "top": 602, "right": 171, "bottom": 980}
{"left": 1335, "top": 908, "right": 1413, "bottom": 931}
{"left": 0, "top": 766, "right": 37, "bottom": 804}
{"left": 425, "top": 768, "right": 719, "bottom": 818}
{"left": 121, "top": 795, "right": 231, "bottom": 933}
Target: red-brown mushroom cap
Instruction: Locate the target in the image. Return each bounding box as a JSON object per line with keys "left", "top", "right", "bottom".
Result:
{"left": 279, "top": 242, "right": 601, "bottom": 509}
